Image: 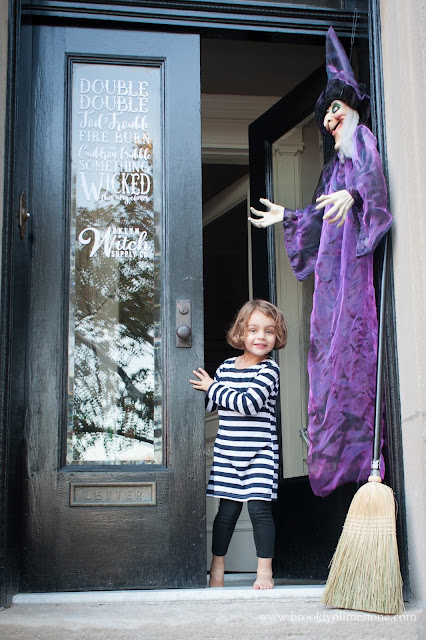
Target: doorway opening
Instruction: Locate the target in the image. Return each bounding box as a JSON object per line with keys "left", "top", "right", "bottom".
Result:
{"left": 200, "top": 34, "right": 360, "bottom": 584}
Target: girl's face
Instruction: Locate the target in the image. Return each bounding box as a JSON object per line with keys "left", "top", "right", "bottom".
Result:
{"left": 243, "top": 310, "right": 277, "bottom": 360}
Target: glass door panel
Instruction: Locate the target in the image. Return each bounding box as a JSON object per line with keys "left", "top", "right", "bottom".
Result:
{"left": 68, "top": 62, "right": 163, "bottom": 465}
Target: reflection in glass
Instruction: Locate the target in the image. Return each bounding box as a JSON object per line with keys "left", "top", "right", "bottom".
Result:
{"left": 67, "top": 63, "right": 162, "bottom": 465}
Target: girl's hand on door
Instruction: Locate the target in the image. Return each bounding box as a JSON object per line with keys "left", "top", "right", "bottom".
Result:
{"left": 189, "top": 368, "right": 214, "bottom": 392}
{"left": 248, "top": 198, "right": 284, "bottom": 228}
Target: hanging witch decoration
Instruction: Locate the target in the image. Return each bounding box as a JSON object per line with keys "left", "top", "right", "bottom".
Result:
{"left": 249, "top": 27, "right": 392, "bottom": 498}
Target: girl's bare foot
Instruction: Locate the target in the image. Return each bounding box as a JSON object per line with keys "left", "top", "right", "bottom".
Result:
{"left": 209, "top": 555, "right": 225, "bottom": 588}
{"left": 253, "top": 558, "right": 274, "bottom": 590}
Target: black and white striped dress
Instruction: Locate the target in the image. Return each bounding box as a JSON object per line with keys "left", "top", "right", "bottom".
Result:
{"left": 206, "top": 357, "right": 280, "bottom": 502}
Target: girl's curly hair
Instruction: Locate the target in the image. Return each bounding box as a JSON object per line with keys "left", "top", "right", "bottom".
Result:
{"left": 226, "top": 299, "right": 287, "bottom": 351}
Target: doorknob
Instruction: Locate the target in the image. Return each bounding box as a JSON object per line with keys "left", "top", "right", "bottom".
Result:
{"left": 176, "top": 325, "right": 191, "bottom": 340}
{"left": 176, "top": 300, "right": 192, "bottom": 348}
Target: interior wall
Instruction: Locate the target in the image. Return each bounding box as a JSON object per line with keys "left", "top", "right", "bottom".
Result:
{"left": 273, "top": 118, "right": 320, "bottom": 480}
{"left": 200, "top": 36, "right": 324, "bottom": 217}
{"left": 201, "top": 39, "right": 324, "bottom": 97}
{"left": 380, "top": 0, "right": 426, "bottom": 603}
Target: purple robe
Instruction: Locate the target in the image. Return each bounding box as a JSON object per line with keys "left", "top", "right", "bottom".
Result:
{"left": 283, "top": 125, "right": 392, "bottom": 497}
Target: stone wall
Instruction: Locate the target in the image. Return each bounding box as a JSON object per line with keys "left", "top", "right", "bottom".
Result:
{"left": 380, "top": 0, "right": 426, "bottom": 604}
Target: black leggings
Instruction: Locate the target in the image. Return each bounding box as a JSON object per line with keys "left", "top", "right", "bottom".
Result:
{"left": 212, "top": 498, "right": 275, "bottom": 559}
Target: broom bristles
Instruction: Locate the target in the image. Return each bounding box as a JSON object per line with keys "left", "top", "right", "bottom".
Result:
{"left": 322, "top": 478, "right": 404, "bottom": 615}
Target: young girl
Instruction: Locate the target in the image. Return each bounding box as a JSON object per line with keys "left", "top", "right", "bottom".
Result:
{"left": 190, "top": 299, "right": 287, "bottom": 590}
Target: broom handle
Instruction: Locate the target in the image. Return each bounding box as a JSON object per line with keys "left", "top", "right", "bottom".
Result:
{"left": 371, "top": 234, "right": 388, "bottom": 477}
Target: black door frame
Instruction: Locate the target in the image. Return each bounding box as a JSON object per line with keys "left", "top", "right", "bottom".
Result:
{"left": 1, "top": 0, "right": 406, "bottom": 606}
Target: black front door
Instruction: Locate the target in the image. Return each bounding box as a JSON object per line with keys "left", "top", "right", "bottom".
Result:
{"left": 12, "top": 25, "right": 205, "bottom": 591}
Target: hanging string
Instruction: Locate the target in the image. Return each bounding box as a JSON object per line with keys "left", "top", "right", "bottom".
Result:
{"left": 349, "top": 8, "right": 359, "bottom": 64}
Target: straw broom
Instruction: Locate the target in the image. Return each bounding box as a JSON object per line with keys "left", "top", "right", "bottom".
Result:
{"left": 322, "top": 237, "right": 404, "bottom": 615}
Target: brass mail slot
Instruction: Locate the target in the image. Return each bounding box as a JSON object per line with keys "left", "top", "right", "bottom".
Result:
{"left": 70, "top": 482, "right": 156, "bottom": 507}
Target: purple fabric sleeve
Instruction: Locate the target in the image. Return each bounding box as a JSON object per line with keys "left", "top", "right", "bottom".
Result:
{"left": 350, "top": 125, "right": 392, "bottom": 256}
{"left": 282, "top": 159, "right": 335, "bottom": 281}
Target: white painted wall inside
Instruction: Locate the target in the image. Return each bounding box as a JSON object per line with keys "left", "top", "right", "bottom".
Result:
{"left": 380, "top": 0, "right": 426, "bottom": 603}
{"left": 273, "top": 118, "right": 322, "bottom": 479}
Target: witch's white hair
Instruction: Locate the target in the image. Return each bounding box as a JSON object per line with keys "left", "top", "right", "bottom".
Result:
{"left": 337, "top": 107, "right": 360, "bottom": 162}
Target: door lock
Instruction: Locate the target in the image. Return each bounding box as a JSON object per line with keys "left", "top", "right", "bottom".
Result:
{"left": 17, "top": 191, "right": 30, "bottom": 239}
{"left": 176, "top": 300, "right": 192, "bottom": 348}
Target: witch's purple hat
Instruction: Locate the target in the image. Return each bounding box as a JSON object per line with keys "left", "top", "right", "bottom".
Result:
{"left": 315, "top": 27, "right": 370, "bottom": 134}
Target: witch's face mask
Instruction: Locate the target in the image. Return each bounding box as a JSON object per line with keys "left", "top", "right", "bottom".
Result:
{"left": 323, "top": 100, "right": 351, "bottom": 150}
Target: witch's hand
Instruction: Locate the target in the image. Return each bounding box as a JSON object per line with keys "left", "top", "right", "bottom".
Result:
{"left": 249, "top": 198, "right": 284, "bottom": 228}
{"left": 316, "top": 190, "right": 354, "bottom": 228}
{"left": 189, "top": 367, "right": 214, "bottom": 392}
